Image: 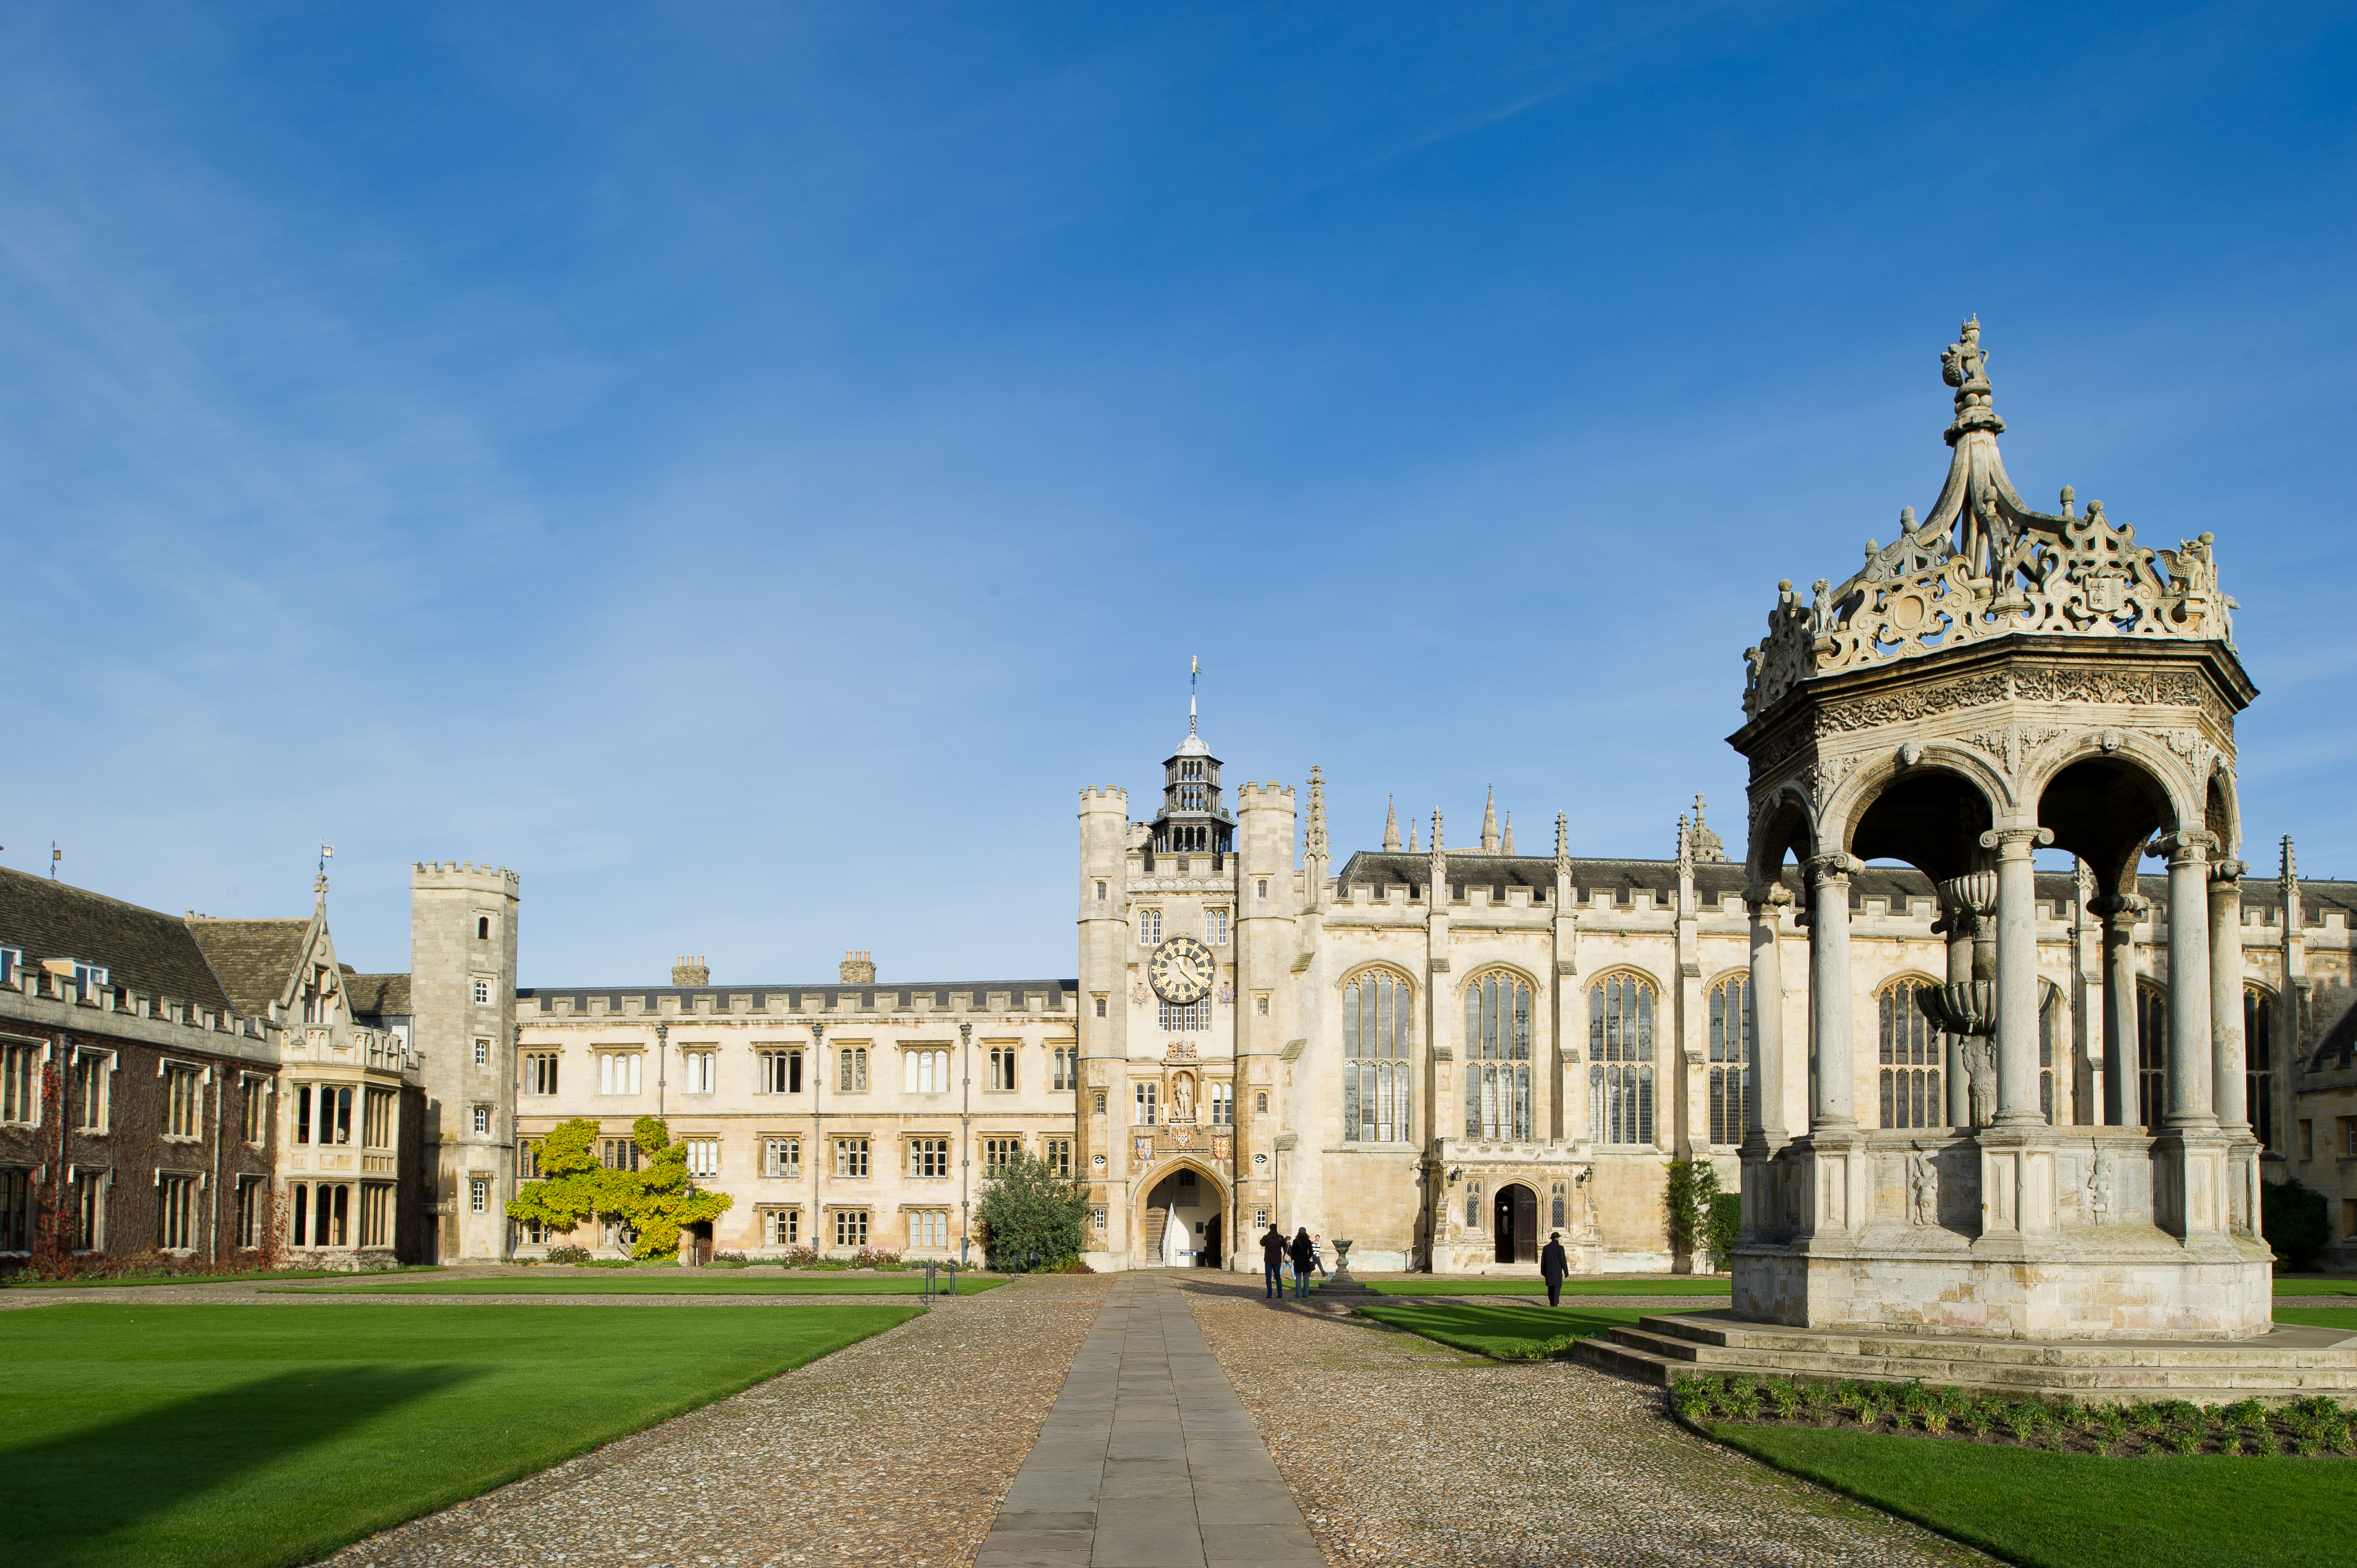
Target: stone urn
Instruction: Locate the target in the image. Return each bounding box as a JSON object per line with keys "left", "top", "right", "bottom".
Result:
{"left": 1321, "top": 1239, "right": 1373, "bottom": 1298}
{"left": 1332, "top": 1239, "right": 1354, "bottom": 1276}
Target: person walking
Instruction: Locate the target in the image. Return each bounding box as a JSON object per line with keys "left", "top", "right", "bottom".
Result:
{"left": 1261, "top": 1222, "right": 1288, "bottom": 1301}
{"left": 1288, "top": 1227, "right": 1315, "bottom": 1300}
{"left": 1541, "top": 1229, "right": 1569, "bottom": 1308}
{"left": 1308, "top": 1232, "right": 1329, "bottom": 1277}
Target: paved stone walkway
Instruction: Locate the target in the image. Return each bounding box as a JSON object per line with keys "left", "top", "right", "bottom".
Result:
{"left": 976, "top": 1272, "right": 1322, "bottom": 1567}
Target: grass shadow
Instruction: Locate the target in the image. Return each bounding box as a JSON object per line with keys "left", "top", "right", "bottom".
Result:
{"left": 3, "top": 1364, "right": 478, "bottom": 1566}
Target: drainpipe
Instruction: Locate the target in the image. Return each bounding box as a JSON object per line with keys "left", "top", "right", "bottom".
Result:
{"left": 210, "top": 1062, "right": 225, "bottom": 1265}
{"left": 959, "top": 1021, "right": 972, "bottom": 1264}
{"left": 655, "top": 1021, "right": 668, "bottom": 1119}
{"left": 811, "top": 1020, "right": 825, "bottom": 1252}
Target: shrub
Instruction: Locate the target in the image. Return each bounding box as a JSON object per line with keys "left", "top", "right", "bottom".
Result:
{"left": 543, "top": 1244, "right": 593, "bottom": 1265}
{"left": 1670, "top": 1378, "right": 1713, "bottom": 1422}
{"left": 1954, "top": 1398, "right": 1990, "bottom": 1437}
{"left": 778, "top": 1246, "right": 821, "bottom": 1268}
{"left": 1665, "top": 1160, "right": 1723, "bottom": 1266}
{"left": 706, "top": 1252, "right": 751, "bottom": 1269}
{"left": 973, "top": 1149, "right": 1087, "bottom": 1271}
{"left": 2262, "top": 1178, "right": 2332, "bottom": 1272}
{"left": 850, "top": 1248, "right": 905, "bottom": 1271}
{"left": 1763, "top": 1378, "right": 1800, "bottom": 1420}
{"left": 1721, "top": 1374, "right": 1762, "bottom": 1420}
{"left": 1705, "top": 1193, "right": 1743, "bottom": 1272}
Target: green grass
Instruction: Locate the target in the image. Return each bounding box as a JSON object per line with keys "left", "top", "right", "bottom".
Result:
{"left": 2272, "top": 1307, "right": 2357, "bottom": 1332}
{"left": 1, "top": 1302, "right": 915, "bottom": 1567}
{"left": 273, "top": 1272, "right": 1006, "bottom": 1296}
{"left": 2276, "top": 1278, "right": 2357, "bottom": 1296}
{"left": 1356, "top": 1299, "right": 1652, "bottom": 1359}
{"left": 4, "top": 1267, "right": 444, "bottom": 1290}
{"left": 1335, "top": 1275, "right": 1731, "bottom": 1297}
{"left": 1710, "top": 1423, "right": 2354, "bottom": 1568}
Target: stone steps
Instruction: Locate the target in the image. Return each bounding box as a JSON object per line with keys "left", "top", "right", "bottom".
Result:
{"left": 1573, "top": 1311, "right": 2357, "bottom": 1403}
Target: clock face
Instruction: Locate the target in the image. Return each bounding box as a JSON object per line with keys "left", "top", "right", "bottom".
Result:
{"left": 1148, "top": 936, "right": 1215, "bottom": 1005}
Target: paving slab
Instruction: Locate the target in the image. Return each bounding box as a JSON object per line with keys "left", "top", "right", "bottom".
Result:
{"left": 975, "top": 1272, "right": 1325, "bottom": 1568}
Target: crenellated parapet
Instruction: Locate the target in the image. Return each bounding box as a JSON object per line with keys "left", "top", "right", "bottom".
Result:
{"left": 1744, "top": 318, "right": 2236, "bottom": 722}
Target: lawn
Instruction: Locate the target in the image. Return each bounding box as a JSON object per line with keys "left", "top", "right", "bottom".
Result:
{"left": 274, "top": 1272, "right": 1006, "bottom": 1296}
{"left": 2276, "top": 1278, "right": 2357, "bottom": 1296}
{"left": 1, "top": 1302, "right": 916, "bottom": 1568}
{"left": 1355, "top": 1299, "right": 1652, "bottom": 1359}
{"left": 1710, "top": 1423, "right": 2353, "bottom": 1568}
{"left": 1332, "top": 1275, "right": 1731, "bottom": 1297}
{"left": 2272, "top": 1306, "right": 2357, "bottom": 1332}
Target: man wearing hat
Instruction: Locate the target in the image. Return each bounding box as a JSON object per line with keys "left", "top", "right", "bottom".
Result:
{"left": 1540, "top": 1229, "right": 1569, "bottom": 1307}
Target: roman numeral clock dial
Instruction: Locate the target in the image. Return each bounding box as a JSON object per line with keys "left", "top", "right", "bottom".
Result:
{"left": 1147, "top": 936, "right": 1213, "bottom": 1005}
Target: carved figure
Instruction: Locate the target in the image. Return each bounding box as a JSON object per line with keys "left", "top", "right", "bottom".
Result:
{"left": 1964, "top": 1039, "right": 1998, "bottom": 1128}
{"left": 1172, "top": 1072, "right": 1196, "bottom": 1121}
{"left": 2087, "top": 1151, "right": 2113, "bottom": 1226}
{"left": 1907, "top": 1151, "right": 1938, "bottom": 1227}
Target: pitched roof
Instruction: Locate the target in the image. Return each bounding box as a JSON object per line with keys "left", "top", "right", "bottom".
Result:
{"left": 185, "top": 919, "right": 315, "bottom": 1016}
{"left": 345, "top": 972, "right": 413, "bottom": 1018}
{"left": 0, "top": 865, "right": 234, "bottom": 1013}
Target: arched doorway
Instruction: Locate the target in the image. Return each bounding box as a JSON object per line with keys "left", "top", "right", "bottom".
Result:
{"left": 1493, "top": 1183, "right": 1537, "bottom": 1264}
{"left": 1142, "top": 1165, "right": 1226, "bottom": 1268}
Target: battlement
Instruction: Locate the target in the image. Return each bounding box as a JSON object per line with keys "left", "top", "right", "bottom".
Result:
{"left": 412, "top": 860, "right": 520, "bottom": 891}
{"left": 0, "top": 964, "right": 280, "bottom": 1059}
{"left": 1235, "top": 781, "right": 1296, "bottom": 806}
{"left": 1079, "top": 786, "right": 1129, "bottom": 806}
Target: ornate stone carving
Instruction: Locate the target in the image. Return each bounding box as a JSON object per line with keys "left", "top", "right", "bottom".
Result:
{"left": 1743, "top": 321, "right": 2236, "bottom": 721}
{"left": 1907, "top": 1151, "right": 1938, "bottom": 1226}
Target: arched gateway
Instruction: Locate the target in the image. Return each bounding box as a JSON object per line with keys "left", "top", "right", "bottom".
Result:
{"left": 1492, "top": 1183, "right": 1537, "bottom": 1263}
{"left": 1140, "top": 1162, "right": 1226, "bottom": 1268}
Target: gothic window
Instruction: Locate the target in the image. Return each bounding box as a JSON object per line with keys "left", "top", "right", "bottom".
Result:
{"left": 1464, "top": 1179, "right": 1484, "bottom": 1229}
{"left": 1345, "top": 969, "right": 1414, "bottom": 1144}
{"left": 157, "top": 1174, "right": 196, "bottom": 1251}
{"left": 601, "top": 1137, "right": 641, "bottom": 1170}
{"left": 1464, "top": 971, "right": 1532, "bottom": 1143}
{"left": 1588, "top": 973, "right": 1654, "bottom": 1146}
{"left": 0, "top": 1041, "right": 32, "bottom": 1125}
{"left": 839, "top": 1046, "right": 869, "bottom": 1092}
{"left": 163, "top": 1064, "right": 200, "bottom": 1138}
{"left": 1877, "top": 979, "right": 1943, "bottom": 1130}
{"left": 1707, "top": 974, "right": 1750, "bottom": 1146}
{"left": 2137, "top": 984, "right": 2168, "bottom": 1128}
{"left": 764, "top": 1136, "right": 801, "bottom": 1178}
{"left": 904, "top": 1047, "right": 948, "bottom": 1094}
{"left": 990, "top": 1044, "right": 1018, "bottom": 1090}
{"left": 1551, "top": 1182, "right": 1566, "bottom": 1230}
{"left": 1139, "top": 908, "right": 1162, "bottom": 945}
{"left": 598, "top": 1051, "right": 644, "bottom": 1096}
{"left": 1206, "top": 909, "right": 1229, "bottom": 945}
{"left": 1135, "top": 1082, "right": 1158, "bottom": 1125}
{"left": 760, "top": 1049, "right": 802, "bottom": 1094}
{"left": 1210, "top": 1082, "right": 1233, "bottom": 1126}
{"left": 2246, "top": 986, "right": 2276, "bottom": 1151}
{"left": 682, "top": 1050, "right": 716, "bottom": 1095}
{"left": 525, "top": 1051, "right": 559, "bottom": 1095}
{"left": 1053, "top": 1045, "right": 1077, "bottom": 1090}
{"left": 684, "top": 1137, "right": 719, "bottom": 1178}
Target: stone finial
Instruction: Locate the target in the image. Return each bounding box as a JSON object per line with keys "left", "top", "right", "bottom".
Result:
{"left": 1306, "top": 766, "right": 1329, "bottom": 860}
{"left": 674, "top": 955, "right": 711, "bottom": 986}
{"left": 313, "top": 873, "right": 329, "bottom": 917}
{"left": 1430, "top": 812, "right": 1444, "bottom": 858}
{"left": 1940, "top": 313, "right": 2004, "bottom": 443}
{"left": 1501, "top": 811, "right": 1514, "bottom": 856}
{"left": 1687, "top": 794, "right": 1726, "bottom": 863}
{"left": 837, "top": 951, "right": 874, "bottom": 984}
{"left": 1407, "top": 818, "right": 1419, "bottom": 854}
{"left": 1383, "top": 796, "right": 1399, "bottom": 853}
{"left": 1555, "top": 811, "right": 1569, "bottom": 875}
{"left": 1480, "top": 786, "right": 1499, "bottom": 853}
{"left": 1677, "top": 813, "right": 1694, "bottom": 874}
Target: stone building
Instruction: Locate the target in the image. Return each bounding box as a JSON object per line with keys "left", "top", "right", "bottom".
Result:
{"left": 507, "top": 955, "right": 1080, "bottom": 1262}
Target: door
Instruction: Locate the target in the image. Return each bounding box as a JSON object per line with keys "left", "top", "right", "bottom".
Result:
{"left": 1495, "top": 1184, "right": 1538, "bottom": 1263}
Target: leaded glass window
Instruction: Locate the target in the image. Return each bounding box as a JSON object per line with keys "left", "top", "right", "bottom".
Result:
{"left": 1343, "top": 970, "right": 1413, "bottom": 1143}
{"left": 2137, "top": 985, "right": 2168, "bottom": 1128}
{"left": 2246, "top": 986, "right": 2276, "bottom": 1150}
{"left": 1588, "top": 973, "right": 1654, "bottom": 1146}
{"left": 2038, "top": 983, "right": 2061, "bottom": 1125}
{"left": 1463, "top": 972, "right": 1532, "bottom": 1143}
{"left": 1878, "top": 979, "right": 1943, "bottom": 1129}
{"left": 1707, "top": 974, "right": 1749, "bottom": 1146}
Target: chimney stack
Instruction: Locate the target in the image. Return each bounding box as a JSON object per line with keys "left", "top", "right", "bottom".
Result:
{"left": 672, "top": 955, "right": 709, "bottom": 986}
{"left": 840, "top": 950, "right": 876, "bottom": 984}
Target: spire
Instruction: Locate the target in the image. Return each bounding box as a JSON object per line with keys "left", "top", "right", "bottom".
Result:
{"left": 1430, "top": 811, "right": 1444, "bottom": 856}
{"left": 1481, "top": 786, "right": 1499, "bottom": 853}
{"left": 1306, "top": 766, "right": 1327, "bottom": 860}
{"left": 1408, "top": 817, "right": 1419, "bottom": 853}
{"left": 1383, "top": 796, "right": 1399, "bottom": 852}
{"left": 1555, "top": 811, "right": 1570, "bottom": 878}
{"left": 2280, "top": 833, "right": 2299, "bottom": 890}
{"left": 1687, "top": 793, "right": 1725, "bottom": 862}
{"left": 1677, "top": 812, "right": 1695, "bottom": 874}
{"left": 1501, "top": 811, "right": 1515, "bottom": 855}
{"left": 1189, "top": 654, "right": 1200, "bottom": 735}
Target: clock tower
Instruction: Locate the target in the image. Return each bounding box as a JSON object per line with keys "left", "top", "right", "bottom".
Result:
{"left": 1078, "top": 673, "right": 1277, "bottom": 1270}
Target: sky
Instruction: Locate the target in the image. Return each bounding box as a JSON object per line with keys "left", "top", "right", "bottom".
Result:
{"left": 1, "top": 2, "right": 2351, "bottom": 986}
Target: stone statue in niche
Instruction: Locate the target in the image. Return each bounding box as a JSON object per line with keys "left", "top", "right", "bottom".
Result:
{"left": 2087, "top": 1151, "right": 2113, "bottom": 1226}
{"left": 1964, "top": 1039, "right": 1998, "bottom": 1128}
{"left": 1907, "top": 1151, "right": 1939, "bottom": 1227}
{"left": 1171, "top": 1071, "right": 1196, "bottom": 1122}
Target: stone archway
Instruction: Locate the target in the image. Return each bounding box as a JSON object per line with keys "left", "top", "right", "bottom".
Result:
{"left": 1493, "top": 1183, "right": 1537, "bottom": 1264}
{"left": 1140, "top": 1163, "right": 1227, "bottom": 1268}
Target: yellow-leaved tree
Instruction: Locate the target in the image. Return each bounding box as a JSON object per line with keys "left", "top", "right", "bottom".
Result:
{"left": 507, "top": 1115, "right": 731, "bottom": 1260}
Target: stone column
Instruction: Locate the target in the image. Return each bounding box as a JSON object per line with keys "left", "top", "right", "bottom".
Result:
{"left": 1743, "top": 882, "right": 1792, "bottom": 1145}
{"left": 1804, "top": 854, "right": 1861, "bottom": 1131}
{"left": 2209, "top": 860, "right": 2248, "bottom": 1136}
{"left": 2159, "top": 832, "right": 2219, "bottom": 1129}
{"left": 2090, "top": 893, "right": 2147, "bottom": 1125}
{"left": 1982, "top": 828, "right": 2051, "bottom": 1128}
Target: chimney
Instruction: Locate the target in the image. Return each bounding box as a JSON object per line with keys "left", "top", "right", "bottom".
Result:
{"left": 671, "top": 955, "right": 709, "bottom": 987}
{"left": 840, "top": 950, "right": 876, "bottom": 984}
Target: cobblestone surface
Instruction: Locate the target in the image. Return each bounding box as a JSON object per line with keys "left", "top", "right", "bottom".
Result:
{"left": 322, "top": 1274, "right": 1111, "bottom": 1568}
{"left": 1184, "top": 1277, "right": 1991, "bottom": 1568}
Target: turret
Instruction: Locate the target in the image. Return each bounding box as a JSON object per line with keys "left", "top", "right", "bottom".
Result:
{"left": 409, "top": 861, "right": 520, "bottom": 1262}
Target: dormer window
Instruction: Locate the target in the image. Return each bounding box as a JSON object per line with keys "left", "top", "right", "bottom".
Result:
{"left": 0, "top": 947, "right": 19, "bottom": 987}
{"left": 72, "top": 962, "right": 109, "bottom": 1002}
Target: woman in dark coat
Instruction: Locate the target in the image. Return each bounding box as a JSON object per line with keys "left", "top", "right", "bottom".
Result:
{"left": 1288, "top": 1228, "right": 1315, "bottom": 1299}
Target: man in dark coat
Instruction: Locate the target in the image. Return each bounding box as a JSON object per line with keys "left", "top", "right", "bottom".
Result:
{"left": 1261, "top": 1223, "right": 1288, "bottom": 1300}
{"left": 1541, "top": 1230, "right": 1569, "bottom": 1307}
{"left": 1288, "top": 1227, "right": 1315, "bottom": 1299}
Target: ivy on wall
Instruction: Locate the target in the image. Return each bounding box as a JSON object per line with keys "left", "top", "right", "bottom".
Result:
{"left": 506, "top": 1116, "right": 732, "bottom": 1260}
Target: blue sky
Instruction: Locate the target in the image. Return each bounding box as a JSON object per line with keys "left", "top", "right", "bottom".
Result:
{"left": 2, "top": 3, "right": 2350, "bottom": 984}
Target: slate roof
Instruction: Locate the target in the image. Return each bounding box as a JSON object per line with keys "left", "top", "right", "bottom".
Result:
{"left": 186, "top": 919, "right": 313, "bottom": 1016}
{"left": 345, "top": 973, "right": 414, "bottom": 1018}
{"left": 0, "top": 865, "right": 235, "bottom": 1013}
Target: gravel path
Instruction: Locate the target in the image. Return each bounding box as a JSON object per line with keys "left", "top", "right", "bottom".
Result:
{"left": 1184, "top": 1277, "right": 1990, "bottom": 1568}
{"left": 322, "top": 1274, "right": 1112, "bottom": 1568}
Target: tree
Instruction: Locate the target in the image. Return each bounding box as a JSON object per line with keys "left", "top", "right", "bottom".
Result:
{"left": 973, "top": 1148, "right": 1087, "bottom": 1270}
{"left": 1665, "top": 1158, "right": 1723, "bottom": 1269}
{"left": 506, "top": 1116, "right": 732, "bottom": 1260}
{"left": 2262, "top": 1177, "right": 2331, "bottom": 1273}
